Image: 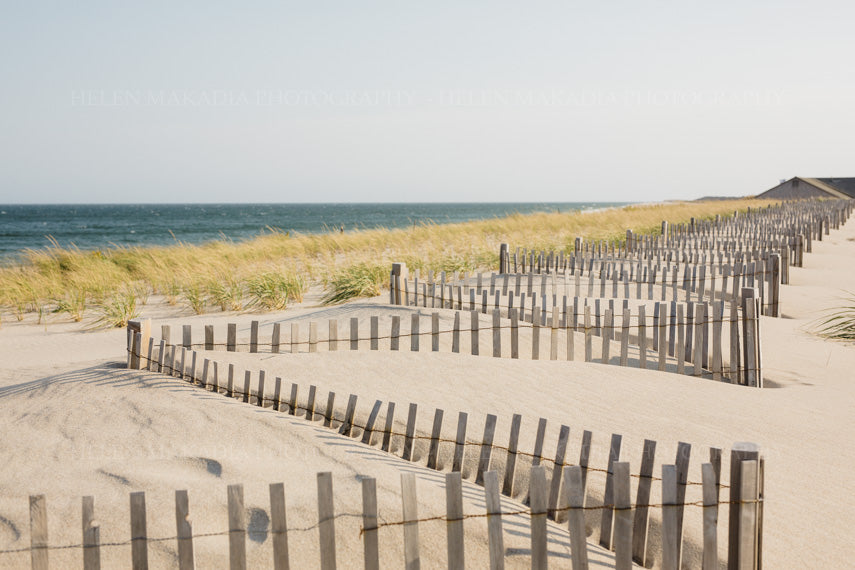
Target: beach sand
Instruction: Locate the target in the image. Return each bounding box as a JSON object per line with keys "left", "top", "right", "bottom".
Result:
{"left": 1, "top": 218, "right": 854, "bottom": 568}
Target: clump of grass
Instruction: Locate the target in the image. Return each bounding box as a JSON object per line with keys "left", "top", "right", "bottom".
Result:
{"left": 816, "top": 294, "right": 855, "bottom": 340}
{"left": 207, "top": 275, "right": 244, "bottom": 311}
{"left": 322, "top": 263, "right": 387, "bottom": 305}
{"left": 247, "top": 271, "right": 304, "bottom": 310}
{"left": 53, "top": 289, "right": 88, "bottom": 322}
{"left": 183, "top": 282, "right": 207, "bottom": 315}
{"left": 95, "top": 290, "right": 140, "bottom": 328}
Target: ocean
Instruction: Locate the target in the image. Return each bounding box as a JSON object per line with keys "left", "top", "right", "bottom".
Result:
{"left": 0, "top": 202, "right": 626, "bottom": 263}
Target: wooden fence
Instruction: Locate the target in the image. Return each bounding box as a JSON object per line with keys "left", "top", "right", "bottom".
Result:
{"left": 76, "top": 333, "right": 768, "bottom": 568}
{"left": 128, "top": 289, "right": 762, "bottom": 386}
{"left": 13, "top": 457, "right": 763, "bottom": 570}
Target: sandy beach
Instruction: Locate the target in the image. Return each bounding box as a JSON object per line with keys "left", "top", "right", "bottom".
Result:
{"left": 1, "top": 215, "right": 854, "bottom": 569}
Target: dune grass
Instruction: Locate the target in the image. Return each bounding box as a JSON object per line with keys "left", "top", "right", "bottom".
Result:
{"left": 0, "top": 198, "right": 778, "bottom": 325}
{"left": 816, "top": 294, "right": 855, "bottom": 341}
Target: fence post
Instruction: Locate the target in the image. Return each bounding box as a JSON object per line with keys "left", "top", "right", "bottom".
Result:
{"left": 362, "top": 477, "right": 379, "bottom": 570}
{"left": 427, "top": 408, "right": 444, "bottom": 470}
{"left": 499, "top": 243, "right": 509, "bottom": 274}
{"left": 401, "top": 473, "right": 420, "bottom": 570}
{"left": 564, "top": 466, "right": 589, "bottom": 570}
{"left": 130, "top": 491, "right": 148, "bottom": 570}
{"left": 702, "top": 464, "right": 718, "bottom": 570}
{"left": 269, "top": 482, "right": 290, "bottom": 570}
{"left": 350, "top": 318, "right": 359, "bottom": 351}
{"left": 446, "top": 472, "right": 465, "bottom": 570}
{"left": 662, "top": 465, "right": 679, "bottom": 570}
{"left": 476, "top": 414, "right": 497, "bottom": 485}
{"left": 614, "top": 462, "right": 632, "bottom": 570}
{"left": 484, "top": 471, "right": 505, "bottom": 570}
{"left": 403, "top": 403, "right": 418, "bottom": 461}
{"left": 317, "top": 473, "right": 336, "bottom": 570}
{"left": 175, "top": 490, "right": 194, "bottom": 570}
{"left": 502, "top": 413, "right": 522, "bottom": 496}
{"left": 227, "top": 323, "right": 236, "bottom": 352}
{"left": 250, "top": 320, "right": 259, "bottom": 353}
{"left": 728, "top": 443, "right": 761, "bottom": 570}
{"left": 530, "top": 466, "right": 548, "bottom": 570}
{"left": 632, "top": 439, "right": 656, "bottom": 566}
{"left": 741, "top": 288, "right": 760, "bottom": 387}
{"left": 599, "top": 433, "right": 622, "bottom": 549}
{"left": 452, "top": 412, "right": 468, "bottom": 472}
{"left": 29, "top": 494, "right": 48, "bottom": 570}
{"left": 391, "top": 262, "right": 407, "bottom": 305}
{"left": 548, "top": 425, "right": 570, "bottom": 519}
{"left": 227, "top": 485, "right": 246, "bottom": 570}
{"left": 79, "top": 496, "right": 100, "bottom": 570}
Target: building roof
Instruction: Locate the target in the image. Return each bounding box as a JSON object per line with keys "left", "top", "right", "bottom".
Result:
{"left": 816, "top": 178, "right": 855, "bottom": 198}
{"left": 799, "top": 178, "right": 851, "bottom": 199}
{"left": 757, "top": 177, "right": 855, "bottom": 199}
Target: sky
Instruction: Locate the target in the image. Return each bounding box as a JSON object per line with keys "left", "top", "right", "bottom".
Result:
{"left": 1, "top": 1, "right": 854, "bottom": 204}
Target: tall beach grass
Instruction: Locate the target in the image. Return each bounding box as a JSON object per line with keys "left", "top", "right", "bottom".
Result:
{"left": 0, "top": 199, "right": 778, "bottom": 325}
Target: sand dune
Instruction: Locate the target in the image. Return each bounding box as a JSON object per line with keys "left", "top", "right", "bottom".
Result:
{"left": 1, "top": 218, "right": 854, "bottom": 568}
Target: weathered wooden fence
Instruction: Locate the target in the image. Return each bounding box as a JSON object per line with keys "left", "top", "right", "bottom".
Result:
{"left": 8, "top": 452, "right": 763, "bottom": 570}
{"left": 91, "top": 333, "right": 769, "bottom": 568}
{"left": 129, "top": 293, "right": 762, "bottom": 386}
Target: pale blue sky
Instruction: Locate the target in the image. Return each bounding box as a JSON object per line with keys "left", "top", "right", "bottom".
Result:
{"left": 2, "top": 1, "right": 854, "bottom": 203}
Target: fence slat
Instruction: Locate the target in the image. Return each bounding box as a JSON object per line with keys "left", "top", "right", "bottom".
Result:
{"left": 270, "top": 483, "right": 290, "bottom": 570}
{"left": 565, "top": 465, "right": 589, "bottom": 570}
{"left": 390, "top": 316, "right": 399, "bottom": 351}
{"left": 530, "top": 465, "right": 548, "bottom": 570}
{"left": 403, "top": 403, "right": 418, "bottom": 461}
{"left": 350, "top": 317, "right": 359, "bottom": 351}
{"left": 339, "top": 394, "right": 358, "bottom": 436}
{"left": 29, "top": 494, "right": 48, "bottom": 570}
{"left": 401, "top": 473, "right": 420, "bottom": 570}
{"left": 738, "top": 459, "right": 760, "bottom": 570}
{"left": 381, "top": 402, "right": 395, "bottom": 452}
{"left": 228, "top": 484, "right": 246, "bottom": 570}
{"left": 250, "top": 320, "right": 259, "bottom": 353}
{"left": 502, "top": 413, "right": 522, "bottom": 496}
{"left": 662, "top": 465, "right": 679, "bottom": 570}
{"left": 702, "top": 463, "right": 718, "bottom": 570}
{"left": 329, "top": 319, "right": 338, "bottom": 351}
{"left": 453, "top": 411, "right": 468, "bottom": 472}
{"left": 614, "top": 462, "right": 632, "bottom": 570}
{"left": 493, "top": 309, "right": 502, "bottom": 357}
{"left": 484, "top": 470, "right": 505, "bottom": 570}
{"left": 317, "top": 472, "right": 336, "bottom": 570}
{"left": 82, "top": 496, "right": 100, "bottom": 570}
{"left": 175, "top": 490, "right": 194, "bottom": 570}
{"left": 130, "top": 491, "right": 148, "bottom": 570}
{"left": 306, "top": 385, "right": 316, "bottom": 421}
{"left": 632, "top": 439, "right": 657, "bottom": 566}
{"left": 548, "top": 425, "right": 570, "bottom": 519}
{"left": 446, "top": 472, "right": 465, "bottom": 570}
{"left": 599, "top": 433, "right": 623, "bottom": 549}
{"left": 675, "top": 441, "right": 692, "bottom": 565}
{"left": 476, "top": 414, "right": 497, "bottom": 485}
{"left": 324, "top": 392, "right": 336, "bottom": 427}
{"left": 227, "top": 323, "right": 236, "bottom": 352}
{"left": 362, "top": 477, "right": 379, "bottom": 570}
{"left": 427, "top": 408, "right": 444, "bottom": 470}
{"left": 411, "top": 314, "right": 420, "bottom": 352}
{"left": 470, "top": 310, "right": 479, "bottom": 356}
{"left": 361, "top": 399, "right": 383, "bottom": 445}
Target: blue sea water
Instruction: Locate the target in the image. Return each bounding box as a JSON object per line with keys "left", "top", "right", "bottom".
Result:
{"left": 0, "top": 202, "right": 627, "bottom": 263}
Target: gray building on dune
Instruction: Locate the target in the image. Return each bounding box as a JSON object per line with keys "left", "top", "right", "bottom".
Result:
{"left": 757, "top": 177, "right": 855, "bottom": 200}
